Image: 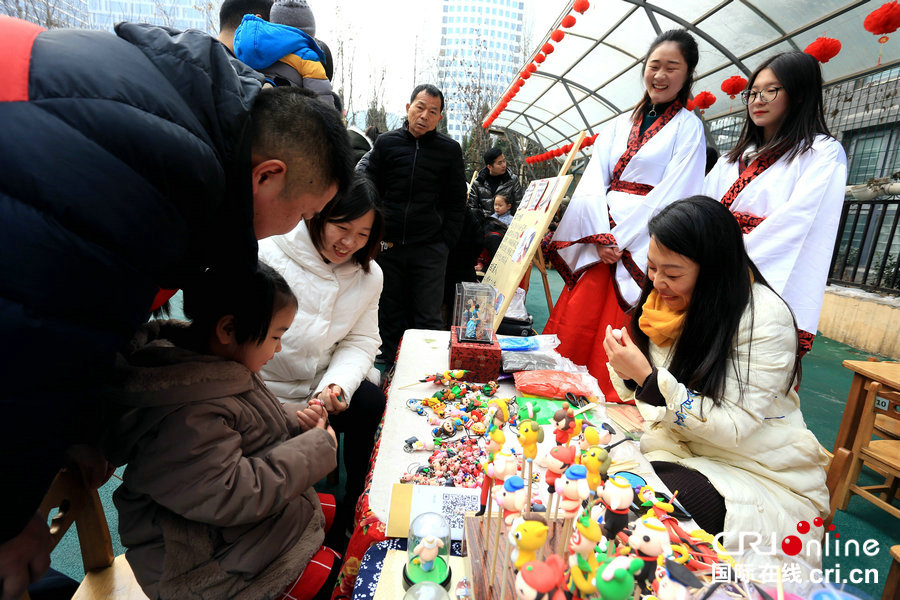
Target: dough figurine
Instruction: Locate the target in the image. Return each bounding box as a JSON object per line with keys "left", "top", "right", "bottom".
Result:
{"left": 515, "top": 554, "right": 567, "bottom": 600}
{"left": 544, "top": 445, "right": 576, "bottom": 495}
{"left": 517, "top": 419, "right": 544, "bottom": 460}
{"left": 593, "top": 555, "right": 643, "bottom": 600}
{"left": 567, "top": 513, "right": 608, "bottom": 598}
{"left": 485, "top": 398, "right": 510, "bottom": 455}
{"left": 598, "top": 475, "right": 633, "bottom": 540}
{"left": 476, "top": 449, "right": 518, "bottom": 516}
{"left": 412, "top": 535, "right": 444, "bottom": 572}
{"left": 626, "top": 516, "right": 670, "bottom": 592}
{"left": 509, "top": 515, "right": 549, "bottom": 570}
{"left": 495, "top": 475, "right": 527, "bottom": 525}
{"left": 551, "top": 407, "right": 578, "bottom": 446}
{"left": 554, "top": 464, "right": 591, "bottom": 518}
{"left": 582, "top": 445, "right": 611, "bottom": 491}
{"left": 654, "top": 557, "right": 703, "bottom": 600}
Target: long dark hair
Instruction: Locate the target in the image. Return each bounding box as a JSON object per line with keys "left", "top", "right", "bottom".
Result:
{"left": 631, "top": 29, "right": 699, "bottom": 123}
{"left": 308, "top": 175, "right": 384, "bottom": 272}
{"left": 630, "top": 196, "right": 800, "bottom": 404}
{"left": 727, "top": 51, "right": 832, "bottom": 163}
{"left": 183, "top": 261, "right": 297, "bottom": 346}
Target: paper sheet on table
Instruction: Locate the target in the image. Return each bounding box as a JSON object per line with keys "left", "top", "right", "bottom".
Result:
{"left": 386, "top": 483, "right": 480, "bottom": 540}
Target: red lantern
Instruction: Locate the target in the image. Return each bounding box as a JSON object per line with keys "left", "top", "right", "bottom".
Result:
{"left": 534, "top": 53, "right": 546, "bottom": 64}
{"left": 805, "top": 37, "right": 842, "bottom": 63}
{"left": 692, "top": 91, "right": 716, "bottom": 114}
{"left": 865, "top": 2, "right": 900, "bottom": 64}
{"left": 720, "top": 75, "right": 747, "bottom": 99}
{"left": 573, "top": 0, "right": 590, "bottom": 14}
{"left": 526, "top": 63, "right": 537, "bottom": 73}
{"left": 865, "top": 2, "right": 900, "bottom": 35}
{"left": 550, "top": 29, "right": 564, "bottom": 43}
{"left": 521, "top": 71, "right": 531, "bottom": 80}
{"left": 542, "top": 43, "right": 555, "bottom": 55}
{"left": 516, "top": 77, "right": 525, "bottom": 86}
{"left": 562, "top": 15, "right": 576, "bottom": 28}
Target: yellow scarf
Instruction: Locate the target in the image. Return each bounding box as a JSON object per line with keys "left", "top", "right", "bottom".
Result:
{"left": 638, "top": 289, "right": 686, "bottom": 347}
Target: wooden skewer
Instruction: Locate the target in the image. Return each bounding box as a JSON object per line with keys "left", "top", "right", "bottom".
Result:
{"left": 489, "top": 514, "right": 504, "bottom": 588}
{"left": 525, "top": 459, "right": 533, "bottom": 512}
{"left": 499, "top": 533, "right": 510, "bottom": 600}
{"left": 398, "top": 380, "right": 426, "bottom": 389}
{"left": 776, "top": 565, "right": 785, "bottom": 600}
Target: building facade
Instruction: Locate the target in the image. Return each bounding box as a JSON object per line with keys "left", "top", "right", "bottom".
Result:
{"left": 438, "top": 0, "right": 524, "bottom": 143}
{"left": 87, "top": 0, "right": 214, "bottom": 33}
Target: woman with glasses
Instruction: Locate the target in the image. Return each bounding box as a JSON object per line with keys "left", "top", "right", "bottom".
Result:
{"left": 703, "top": 51, "right": 847, "bottom": 356}
{"left": 546, "top": 29, "right": 706, "bottom": 403}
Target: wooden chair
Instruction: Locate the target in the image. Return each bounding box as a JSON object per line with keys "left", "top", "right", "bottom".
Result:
{"left": 837, "top": 381, "right": 900, "bottom": 518}
{"left": 824, "top": 446, "right": 852, "bottom": 527}
{"left": 21, "top": 469, "right": 148, "bottom": 600}
{"left": 885, "top": 544, "right": 900, "bottom": 600}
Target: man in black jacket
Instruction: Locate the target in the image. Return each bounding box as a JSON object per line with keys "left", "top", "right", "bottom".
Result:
{"left": 364, "top": 84, "right": 466, "bottom": 366}
{"left": 0, "top": 17, "right": 353, "bottom": 598}
{"left": 468, "top": 147, "right": 524, "bottom": 218}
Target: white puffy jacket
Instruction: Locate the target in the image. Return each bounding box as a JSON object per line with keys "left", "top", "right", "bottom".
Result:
{"left": 610, "top": 284, "right": 829, "bottom": 564}
{"left": 258, "top": 221, "right": 383, "bottom": 404}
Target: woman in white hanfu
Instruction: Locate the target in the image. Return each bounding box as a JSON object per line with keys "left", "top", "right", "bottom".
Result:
{"left": 546, "top": 29, "right": 706, "bottom": 403}
{"left": 703, "top": 51, "right": 847, "bottom": 357}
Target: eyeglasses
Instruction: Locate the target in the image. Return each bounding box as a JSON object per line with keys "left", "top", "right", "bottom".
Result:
{"left": 740, "top": 86, "right": 783, "bottom": 105}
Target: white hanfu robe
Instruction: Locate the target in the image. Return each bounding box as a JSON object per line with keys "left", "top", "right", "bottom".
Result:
{"left": 553, "top": 106, "right": 706, "bottom": 306}
{"left": 703, "top": 135, "right": 847, "bottom": 336}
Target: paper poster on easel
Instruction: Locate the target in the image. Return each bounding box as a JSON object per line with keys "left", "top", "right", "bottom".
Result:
{"left": 483, "top": 175, "right": 572, "bottom": 329}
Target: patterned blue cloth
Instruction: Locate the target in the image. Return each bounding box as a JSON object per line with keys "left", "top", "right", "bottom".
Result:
{"left": 353, "top": 539, "right": 463, "bottom": 599}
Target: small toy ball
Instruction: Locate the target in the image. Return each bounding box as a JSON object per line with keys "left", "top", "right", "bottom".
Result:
{"left": 611, "top": 329, "right": 623, "bottom": 342}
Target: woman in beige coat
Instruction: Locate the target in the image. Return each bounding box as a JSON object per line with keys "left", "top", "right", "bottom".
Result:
{"left": 602, "top": 197, "right": 828, "bottom": 565}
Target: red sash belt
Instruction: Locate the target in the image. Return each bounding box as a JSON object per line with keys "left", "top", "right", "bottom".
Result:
{"left": 609, "top": 180, "right": 654, "bottom": 196}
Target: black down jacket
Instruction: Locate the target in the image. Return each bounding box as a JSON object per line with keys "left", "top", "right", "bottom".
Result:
{"left": 467, "top": 166, "right": 524, "bottom": 218}
{"left": 0, "top": 18, "right": 262, "bottom": 543}
{"left": 364, "top": 123, "right": 466, "bottom": 247}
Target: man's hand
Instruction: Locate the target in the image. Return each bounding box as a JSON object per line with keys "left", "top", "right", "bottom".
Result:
{"left": 598, "top": 246, "right": 623, "bottom": 264}
{"left": 316, "top": 384, "right": 348, "bottom": 415}
{"left": 0, "top": 513, "right": 52, "bottom": 600}
{"left": 603, "top": 325, "right": 653, "bottom": 385}
{"left": 297, "top": 401, "right": 327, "bottom": 431}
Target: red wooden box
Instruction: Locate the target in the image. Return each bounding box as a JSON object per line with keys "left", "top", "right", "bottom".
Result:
{"left": 449, "top": 326, "right": 501, "bottom": 383}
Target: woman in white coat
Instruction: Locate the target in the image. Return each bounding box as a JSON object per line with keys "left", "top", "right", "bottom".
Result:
{"left": 703, "top": 51, "right": 847, "bottom": 357}
{"left": 259, "top": 176, "right": 386, "bottom": 542}
{"left": 546, "top": 29, "right": 706, "bottom": 403}
{"left": 603, "top": 197, "right": 828, "bottom": 561}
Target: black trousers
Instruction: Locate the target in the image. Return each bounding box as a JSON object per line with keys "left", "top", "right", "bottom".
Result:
{"left": 328, "top": 379, "right": 386, "bottom": 515}
{"left": 376, "top": 241, "right": 449, "bottom": 364}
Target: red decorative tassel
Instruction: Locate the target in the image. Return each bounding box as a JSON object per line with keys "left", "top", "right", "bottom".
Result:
{"left": 804, "top": 37, "right": 842, "bottom": 63}
{"left": 720, "top": 75, "right": 747, "bottom": 99}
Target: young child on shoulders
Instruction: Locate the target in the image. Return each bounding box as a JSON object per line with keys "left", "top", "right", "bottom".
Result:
{"left": 104, "top": 262, "right": 339, "bottom": 600}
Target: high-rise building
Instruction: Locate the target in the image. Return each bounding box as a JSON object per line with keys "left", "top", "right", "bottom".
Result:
{"left": 87, "top": 0, "right": 215, "bottom": 33}
{"left": 438, "top": 0, "right": 524, "bottom": 143}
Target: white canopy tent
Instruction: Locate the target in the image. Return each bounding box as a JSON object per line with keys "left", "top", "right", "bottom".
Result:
{"left": 487, "top": 0, "right": 898, "bottom": 169}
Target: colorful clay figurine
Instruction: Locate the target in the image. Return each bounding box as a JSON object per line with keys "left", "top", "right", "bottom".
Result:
{"left": 598, "top": 476, "right": 633, "bottom": 540}
{"left": 476, "top": 449, "right": 518, "bottom": 516}
{"left": 495, "top": 475, "right": 528, "bottom": 525}
{"left": 544, "top": 445, "right": 576, "bottom": 495}
{"left": 551, "top": 407, "right": 579, "bottom": 446}
{"left": 514, "top": 554, "right": 567, "bottom": 600}
{"left": 517, "top": 419, "right": 544, "bottom": 460}
{"left": 653, "top": 557, "right": 702, "bottom": 600}
{"left": 485, "top": 398, "right": 510, "bottom": 455}
{"left": 567, "top": 512, "right": 608, "bottom": 598}
{"left": 412, "top": 535, "right": 445, "bottom": 572}
{"left": 509, "top": 516, "right": 549, "bottom": 571}
{"left": 593, "top": 555, "right": 643, "bottom": 600}
{"left": 481, "top": 380, "right": 499, "bottom": 396}
{"left": 626, "top": 516, "right": 671, "bottom": 591}
{"left": 582, "top": 445, "right": 611, "bottom": 491}
{"left": 554, "top": 465, "right": 591, "bottom": 518}
{"left": 420, "top": 369, "right": 468, "bottom": 385}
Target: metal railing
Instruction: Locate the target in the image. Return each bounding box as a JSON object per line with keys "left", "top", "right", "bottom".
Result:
{"left": 829, "top": 193, "right": 900, "bottom": 294}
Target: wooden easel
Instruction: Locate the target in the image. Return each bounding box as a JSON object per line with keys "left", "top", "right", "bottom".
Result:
{"left": 524, "top": 131, "right": 587, "bottom": 316}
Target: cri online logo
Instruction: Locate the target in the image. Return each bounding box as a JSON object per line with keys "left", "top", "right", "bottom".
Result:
{"left": 782, "top": 517, "right": 835, "bottom": 556}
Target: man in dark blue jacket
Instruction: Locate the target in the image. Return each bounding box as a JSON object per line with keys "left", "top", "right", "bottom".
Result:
{"left": 0, "top": 16, "right": 353, "bottom": 598}
{"left": 364, "top": 85, "right": 466, "bottom": 366}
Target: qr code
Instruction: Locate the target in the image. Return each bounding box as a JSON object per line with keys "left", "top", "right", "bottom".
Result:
{"left": 441, "top": 492, "right": 479, "bottom": 532}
